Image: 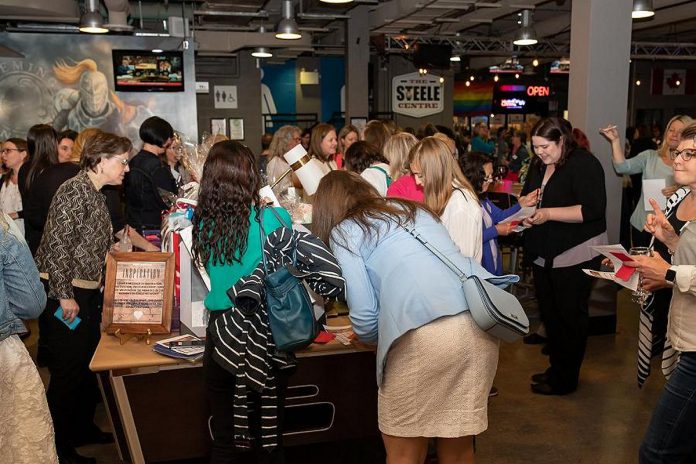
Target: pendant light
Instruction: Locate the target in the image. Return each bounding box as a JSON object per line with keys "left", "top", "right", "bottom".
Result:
{"left": 513, "top": 10, "right": 537, "bottom": 46}
{"left": 79, "top": 0, "right": 108, "bottom": 34}
{"left": 276, "top": 1, "right": 302, "bottom": 40}
{"left": 632, "top": 0, "right": 655, "bottom": 19}
{"left": 252, "top": 47, "right": 273, "bottom": 58}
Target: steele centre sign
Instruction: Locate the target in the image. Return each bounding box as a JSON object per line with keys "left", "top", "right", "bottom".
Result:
{"left": 392, "top": 72, "right": 444, "bottom": 118}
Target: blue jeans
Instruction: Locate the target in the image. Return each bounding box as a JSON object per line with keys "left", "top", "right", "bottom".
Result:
{"left": 640, "top": 351, "right": 696, "bottom": 464}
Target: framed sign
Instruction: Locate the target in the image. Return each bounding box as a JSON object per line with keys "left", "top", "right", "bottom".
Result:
{"left": 229, "top": 118, "right": 244, "bottom": 140}
{"left": 103, "top": 252, "right": 175, "bottom": 335}
{"left": 210, "top": 118, "right": 227, "bottom": 137}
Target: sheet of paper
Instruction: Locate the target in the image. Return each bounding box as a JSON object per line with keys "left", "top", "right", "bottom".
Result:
{"left": 643, "top": 179, "right": 667, "bottom": 211}
{"left": 589, "top": 245, "right": 640, "bottom": 291}
{"left": 500, "top": 206, "right": 535, "bottom": 225}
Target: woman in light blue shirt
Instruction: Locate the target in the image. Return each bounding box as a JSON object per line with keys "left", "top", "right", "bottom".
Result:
{"left": 600, "top": 115, "right": 691, "bottom": 246}
{"left": 312, "top": 171, "right": 517, "bottom": 464}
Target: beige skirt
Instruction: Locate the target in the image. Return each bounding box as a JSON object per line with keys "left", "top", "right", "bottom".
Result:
{"left": 378, "top": 312, "right": 499, "bottom": 438}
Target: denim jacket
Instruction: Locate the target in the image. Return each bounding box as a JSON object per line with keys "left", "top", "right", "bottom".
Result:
{"left": 0, "top": 214, "right": 47, "bottom": 342}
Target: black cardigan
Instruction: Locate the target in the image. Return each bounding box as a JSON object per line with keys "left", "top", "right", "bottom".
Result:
{"left": 521, "top": 148, "right": 606, "bottom": 267}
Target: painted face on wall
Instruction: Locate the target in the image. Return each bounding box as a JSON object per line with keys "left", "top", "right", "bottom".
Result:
{"left": 79, "top": 71, "right": 110, "bottom": 116}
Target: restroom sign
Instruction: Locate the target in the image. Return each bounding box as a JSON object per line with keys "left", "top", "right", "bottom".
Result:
{"left": 392, "top": 72, "right": 444, "bottom": 118}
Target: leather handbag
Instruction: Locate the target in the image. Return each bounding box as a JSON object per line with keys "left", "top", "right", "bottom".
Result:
{"left": 259, "top": 207, "right": 318, "bottom": 352}
{"left": 401, "top": 224, "right": 529, "bottom": 342}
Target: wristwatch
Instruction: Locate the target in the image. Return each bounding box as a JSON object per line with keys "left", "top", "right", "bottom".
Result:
{"left": 665, "top": 267, "right": 677, "bottom": 284}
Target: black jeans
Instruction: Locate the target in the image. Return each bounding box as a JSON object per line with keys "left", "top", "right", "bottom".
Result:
{"left": 38, "top": 281, "right": 102, "bottom": 453}
{"left": 532, "top": 256, "right": 601, "bottom": 392}
{"left": 204, "top": 310, "right": 287, "bottom": 464}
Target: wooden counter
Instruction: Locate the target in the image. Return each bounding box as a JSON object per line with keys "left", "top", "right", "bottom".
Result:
{"left": 90, "top": 321, "right": 378, "bottom": 463}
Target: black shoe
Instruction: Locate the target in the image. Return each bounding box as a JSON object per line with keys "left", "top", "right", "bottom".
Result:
{"left": 531, "top": 372, "right": 549, "bottom": 384}
{"left": 58, "top": 449, "right": 96, "bottom": 464}
{"left": 74, "top": 428, "right": 115, "bottom": 446}
{"left": 523, "top": 333, "right": 547, "bottom": 345}
{"left": 530, "top": 381, "right": 575, "bottom": 396}
{"left": 488, "top": 386, "right": 499, "bottom": 397}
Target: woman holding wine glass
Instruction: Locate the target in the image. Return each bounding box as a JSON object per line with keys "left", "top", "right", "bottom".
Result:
{"left": 627, "top": 122, "right": 696, "bottom": 463}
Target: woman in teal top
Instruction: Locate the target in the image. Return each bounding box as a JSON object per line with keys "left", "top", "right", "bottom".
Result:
{"left": 192, "top": 140, "right": 290, "bottom": 463}
{"left": 600, "top": 115, "right": 691, "bottom": 246}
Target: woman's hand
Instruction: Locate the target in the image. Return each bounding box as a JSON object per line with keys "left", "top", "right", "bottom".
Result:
{"left": 601, "top": 258, "right": 614, "bottom": 270}
{"left": 644, "top": 198, "right": 680, "bottom": 251}
{"left": 518, "top": 189, "right": 540, "bottom": 207}
{"left": 7, "top": 211, "right": 18, "bottom": 220}
{"left": 58, "top": 298, "right": 80, "bottom": 324}
{"left": 661, "top": 185, "right": 680, "bottom": 198}
{"left": 495, "top": 223, "right": 515, "bottom": 236}
{"left": 523, "top": 208, "right": 551, "bottom": 226}
{"left": 599, "top": 125, "right": 620, "bottom": 143}
{"left": 625, "top": 254, "right": 671, "bottom": 291}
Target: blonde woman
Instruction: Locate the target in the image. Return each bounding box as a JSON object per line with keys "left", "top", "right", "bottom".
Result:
{"left": 385, "top": 133, "right": 423, "bottom": 202}
{"left": 336, "top": 124, "right": 359, "bottom": 170}
{"left": 410, "top": 137, "right": 483, "bottom": 262}
{"left": 266, "top": 125, "right": 302, "bottom": 196}
{"left": 600, "top": 115, "right": 692, "bottom": 247}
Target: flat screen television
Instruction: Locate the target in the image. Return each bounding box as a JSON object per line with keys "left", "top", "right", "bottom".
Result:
{"left": 112, "top": 50, "right": 184, "bottom": 92}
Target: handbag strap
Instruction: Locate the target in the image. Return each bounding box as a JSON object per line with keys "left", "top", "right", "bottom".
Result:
{"left": 258, "top": 205, "right": 295, "bottom": 274}
{"left": 399, "top": 223, "right": 469, "bottom": 282}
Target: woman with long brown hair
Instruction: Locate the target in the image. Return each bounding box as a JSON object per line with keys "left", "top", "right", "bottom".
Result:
{"left": 307, "top": 123, "right": 338, "bottom": 171}
{"left": 410, "top": 136, "right": 482, "bottom": 262}
{"left": 192, "top": 140, "right": 291, "bottom": 463}
{"left": 312, "top": 170, "right": 513, "bottom": 464}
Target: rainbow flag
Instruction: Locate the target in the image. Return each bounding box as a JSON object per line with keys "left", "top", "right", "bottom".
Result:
{"left": 453, "top": 81, "right": 494, "bottom": 115}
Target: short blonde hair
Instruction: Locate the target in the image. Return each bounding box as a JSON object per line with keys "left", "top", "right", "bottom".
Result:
{"left": 383, "top": 132, "right": 418, "bottom": 180}
{"left": 410, "top": 136, "right": 478, "bottom": 215}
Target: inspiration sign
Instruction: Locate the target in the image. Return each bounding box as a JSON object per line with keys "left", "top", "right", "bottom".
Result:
{"left": 392, "top": 72, "right": 444, "bottom": 118}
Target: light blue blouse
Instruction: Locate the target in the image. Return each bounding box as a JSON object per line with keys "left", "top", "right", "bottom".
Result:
{"left": 330, "top": 209, "right": 518, "bottom": 385}
{"left": 613, "top": 149, "right": 674, "bottom": 231}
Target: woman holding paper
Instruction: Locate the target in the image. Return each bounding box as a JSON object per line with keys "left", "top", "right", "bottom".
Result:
{"left": 459, "top": 151, "right": 539, "bottom": 275}
{"left": 266, "top": 125, "right": 302, "bottom": 196}
{"left": 600, "top": 115, "right": 692, "bottom": 247}
{"left": 627, "top": 122, "right": 696, "bottom": 463}
{"left": 521, "top": 117, "right": 607, "bottom": 396}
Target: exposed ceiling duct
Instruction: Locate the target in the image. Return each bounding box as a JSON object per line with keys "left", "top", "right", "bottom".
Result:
{"left": 103, "top": 0, "right": 133, "bottom": 32}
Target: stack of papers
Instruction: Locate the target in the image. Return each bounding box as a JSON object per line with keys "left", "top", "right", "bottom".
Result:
{"left": 153, "top": 334, "right": 205, "bottom": 363}
{"left": 583, "top": 245, "right": 639, "bottom": 291}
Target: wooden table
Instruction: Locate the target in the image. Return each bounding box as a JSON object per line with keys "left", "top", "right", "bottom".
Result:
{"left": 90, "top": 324, "right": 378, "bottom": 463}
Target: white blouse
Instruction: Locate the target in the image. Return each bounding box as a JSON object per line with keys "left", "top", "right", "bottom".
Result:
{"left": 441, "top": 187, "right": 482, "bottom": 263}
{"left": 0, "top": 180, "right": 23, "bottom": 235}
{"left": 360, "top": 162, "right": 391, "bottom": 196}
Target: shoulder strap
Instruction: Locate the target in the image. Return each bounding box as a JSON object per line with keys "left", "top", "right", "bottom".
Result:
{"left": 368, "top": 166, "right": 393, "bottom": 187}
{"left": 399, "top": 223, "right": 468, "bottom": 281}
{"left": 258, "top": 206, "right": 296, "bottom": 273}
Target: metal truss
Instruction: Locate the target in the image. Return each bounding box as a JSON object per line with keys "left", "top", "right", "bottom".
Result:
{"left": 384, "top": 34, "right": 696, "bottom": 60}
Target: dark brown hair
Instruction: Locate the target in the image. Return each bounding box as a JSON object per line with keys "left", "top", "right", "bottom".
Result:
{"left": 459, "top": 151, "right": 493, "bottom": 197}
{"left": 24, "top": 124, "right": 58, "bottom": 191}
{"left": 80, "top": 131, "right": 133, "bottom": 172}
{"left": 192, "top": 141, "right": 261, "bottom": 266}
{"left": 530, "top": 117, "right": 577, "bottom": 168}
{"left": 680, "top": 121, "right": 696, "bottom": 142}
{"left": 308, "top": 123, "right": 336, "bottom": 162}
{"left": 311, "top": 170, "right": 435, "bottom": 250}
{"left": 343, "top": 141, "right": 389, "bottom": 174}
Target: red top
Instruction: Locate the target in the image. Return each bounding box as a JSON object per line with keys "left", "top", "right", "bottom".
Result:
{"left": 386, "top": 174, "right": 425, "bottom": 203}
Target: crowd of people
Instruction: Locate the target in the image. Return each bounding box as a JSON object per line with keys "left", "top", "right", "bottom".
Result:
{"left": 1, "top": 112, "right": 695, "bottom": 464}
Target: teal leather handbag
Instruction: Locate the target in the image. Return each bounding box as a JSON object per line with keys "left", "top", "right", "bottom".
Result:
{"left": 259, "top": 207, "right": 318, "bottom": 352}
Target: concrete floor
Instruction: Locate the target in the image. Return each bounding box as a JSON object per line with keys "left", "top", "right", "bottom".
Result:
{"left": 28, "top": 289, "right": 664, "bottom": 463}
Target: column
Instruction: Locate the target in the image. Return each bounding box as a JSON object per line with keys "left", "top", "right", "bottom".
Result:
{"left": 345, "top": 5, "right": 370, "bottom": 122}
{"left": 568, "top": 0, "right": 633, "bottom": 244}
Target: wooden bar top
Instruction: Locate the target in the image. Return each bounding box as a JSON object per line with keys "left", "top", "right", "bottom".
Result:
{"left": 90, "top": 316, "right": 374, "bottom": 372}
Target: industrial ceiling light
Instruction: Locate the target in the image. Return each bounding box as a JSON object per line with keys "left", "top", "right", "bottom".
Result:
{"left": 79, "top": 0, "right": 108, "bottom": 33}
{"left": 276, "top": 0, "right": 302, "bottom": 40}
{"left": 513, "top": 10, "right": 537, "bottom": 46}
{"left": 450, "top": 55, "right": 461, "bottom": 62}
{"left": 252, "top": 47, "right": 273, "bottom": 58}
{"left": 632, "top": 0, "right": 655, "bottom": 19}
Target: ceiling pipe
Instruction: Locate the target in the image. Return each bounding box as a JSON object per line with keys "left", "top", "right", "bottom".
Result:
{"left": 103, "top": 0, "right": 133, "bottom": 31}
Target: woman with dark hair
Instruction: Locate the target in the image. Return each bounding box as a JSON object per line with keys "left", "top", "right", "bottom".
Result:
{"left": 308, "top": 123, "right": 338, "bottom": 171}
{"left": 57, "top": 129, "right": 77, "bottom": 163}
{"left": 1, "top": 138, "right": 28, "bottom": 234}
{"left": 460, "top": 151, "right": 538, "bottom": 275}
{"left": 192, "top": 141, "right": 291, "bottom": 463}
{"left": 35, "top": 131, "right": 133, "bottom": 463}
{"left": 311, "top": 170, "right": 515, "bottom": 464}
{"left": 363, "top": 121, "right": 391, "bottom": 155}
{"left": 344, "top": 141, "right": 391, "bottom": 196}
{"left": 17, "top": 124, "right": 71, "bottom": 255}
{"left": 521, "top": 117, "right": 607, "bottom": 395}
{"left": 124, "top": 116, "right": 178, "bottom": 230}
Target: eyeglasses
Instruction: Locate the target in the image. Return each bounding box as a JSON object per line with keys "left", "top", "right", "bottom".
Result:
{"left": 1, "top": 148, "right": 23, "bottom": 154}
{"left": 670, "top": 149, "right": 696, "bottom": 161}
{"left": 483, "top": 175, "right": 495, "bottom": 182}
{"left": 114, "top": 157, "right": 129, "bottom": 166}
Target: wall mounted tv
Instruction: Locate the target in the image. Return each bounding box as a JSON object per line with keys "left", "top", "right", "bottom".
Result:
{"left": 113, "top": 50, "right": 184, "bottom": 92}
